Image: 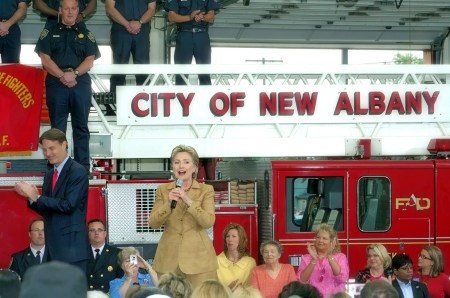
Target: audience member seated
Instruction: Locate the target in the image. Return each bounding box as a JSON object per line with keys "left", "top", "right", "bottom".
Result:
{"left": 109, "top": 247, "right": 158, "bottom": 298}
{"left": 9, "top": 218, "right": 47, "bottom": 279}
{"left": 157, "top": 272, "right": 193, "bottom": 298}
{"left": 230, "top": 285, "right": 263, "bottom": 298}
{"left": 330, "top": 292, "right": 352, "bottom": 298}
{"left": 87, "top": 290, "right": 109, "bottom": 298}
{"left": 19, "top": 261, "right": 87, "bottom": 298}
{"left": 297, "top": 223, "right": 349, "bottom": 298}
{"left": 360, "top": 280, "right": 399, "bottom": 298}
{"left": 0, "top": 269, "right": 21, "bottom": 298}
{"left": 356, "top": 244, "right": 393, "bottom": 283}
{"left": 417, "top": 245, "right": 450, "bottom": 298}
{"left": 87, "top": 218, "right": 123, "bottom": 293}
{"left": 391, "top": 254, "right": 430, "bottom": 298}
{"left": 250, "top": 240, "right": 297, "bottom": 298}
{"left": 125, "top": 285, "right": 170, "bottom": 298}
{"left": 217, "top": 223, "right": 256, "bottom": 291}
{"left": 191, "top": 279, "right": 232, "bottom": 298}
{"left": 278, "top": 281, "right": 322, "bottom": 298}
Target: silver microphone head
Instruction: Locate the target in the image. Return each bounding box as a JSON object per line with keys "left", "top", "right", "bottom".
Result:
{"left": 175, "top": 179, "right": 184, "bottom": 188}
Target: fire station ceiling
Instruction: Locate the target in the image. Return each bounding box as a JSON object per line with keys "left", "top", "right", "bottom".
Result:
{"left": 19, "top": 0, "right": 450, "bottom": 51}
{"left": 208, "top": 0, "right": 450, "bottom": 49}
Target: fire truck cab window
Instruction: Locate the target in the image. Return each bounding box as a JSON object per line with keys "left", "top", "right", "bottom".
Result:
{"left": 358, "top": 177, "right": 391, "bottom": 232}
{"left": 287, "top": 177, "right": 344, "bottom": 232}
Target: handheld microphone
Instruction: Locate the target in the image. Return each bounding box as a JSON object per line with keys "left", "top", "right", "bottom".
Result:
{"left": 171, "top": 179, "right": 184, "bottom": 209}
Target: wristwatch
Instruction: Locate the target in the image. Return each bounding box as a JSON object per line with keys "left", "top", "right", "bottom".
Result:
{"left": 74, "top": 69, "right": 80, "bottom": 77}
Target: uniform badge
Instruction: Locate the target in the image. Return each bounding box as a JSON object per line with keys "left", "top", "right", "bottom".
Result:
{"left": 78, "top": 33, "right": 84, "bottom": 39}
{"left": 39, "top": 29, "right": 49, "bottom": 40}
{"left": 108, "top": 266, "right": 113, "bottom": 272}
{"left": 87, "top": 32, "right": 96, "bottom": 43}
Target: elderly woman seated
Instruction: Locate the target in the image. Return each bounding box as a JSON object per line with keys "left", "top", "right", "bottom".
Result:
{"left": 109, "top": 247, "right": 158, "bottom": 298}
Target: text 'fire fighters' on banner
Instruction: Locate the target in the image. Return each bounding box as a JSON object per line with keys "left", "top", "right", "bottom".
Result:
{"left": 116, "top": 85, "right": 447, "bottom": 126}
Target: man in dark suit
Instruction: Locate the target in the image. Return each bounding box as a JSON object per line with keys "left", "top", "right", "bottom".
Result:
{"left": 392, "top": 253, "right": 430, "bottom": 298}
{"left": 15, "top": 128, "right": 90, "bottom": 273}
{"left": 86, "top": 218, "right": 122, "bottom": 293}
{"left": 9, "top": 218, "right": 48, "bottom": 279}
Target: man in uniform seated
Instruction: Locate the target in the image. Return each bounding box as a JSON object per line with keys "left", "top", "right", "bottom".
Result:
{"left": 9, "top": 218, "right": 47, "bottom": 279}
{"left": 86, "top": 218, "right": 123, "bottom": 293}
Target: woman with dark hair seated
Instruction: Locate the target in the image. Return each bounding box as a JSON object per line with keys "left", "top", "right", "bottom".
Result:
{"left": 391, "top": 253, "right": 429, "bottom": 298}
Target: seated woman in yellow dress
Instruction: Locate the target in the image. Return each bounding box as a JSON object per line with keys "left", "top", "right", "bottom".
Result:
{"left": 217, "top": 223, "right": 256, "bottom": 291}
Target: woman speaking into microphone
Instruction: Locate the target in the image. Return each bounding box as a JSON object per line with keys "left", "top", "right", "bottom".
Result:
{"left": 148, "top": 145, "right": 217, "bottom": 289}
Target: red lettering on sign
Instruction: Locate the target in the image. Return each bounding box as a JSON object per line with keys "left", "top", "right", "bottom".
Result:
{"left": 354, "top": 92, "right": 368, "bottom": 115}
{"left": 334, "top": 92, "right": 353, "bottom": 115}
{"left": 210, "top": 92, "right": 229, "bottom": 116}
{"left": 369, "top": 91, "right": 385, "bottom": 115}
{"left": 230, "top": 92, "right": 245, "bottom": 116}
{"left": 177, "top": 93, "right": 194, "bottom": 116}
{"left": 131, "top": 92, "right": 149, "bottom": 117}
{"left": 260, "top": 92, "right": 317, "bottom": 116}
{"left": 423, "top": 91, "right": 438, "bottom": 114}
{"left": 385, "top": 91, "right": 405, "bottom": 115}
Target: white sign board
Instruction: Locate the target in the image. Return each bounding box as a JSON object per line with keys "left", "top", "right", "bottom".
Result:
{"left": 117, "top": 85, "right": 449, "bottom": 125}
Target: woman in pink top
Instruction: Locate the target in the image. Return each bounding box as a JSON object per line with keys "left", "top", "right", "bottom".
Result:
{"left": 250, "top": 240, "right": 297, "bottom": 298}
{"left": 297, "top": 223, "right": 349, "bottom": 298}
{"left": 417, "top": 245, "right": 450, "bottom": 298}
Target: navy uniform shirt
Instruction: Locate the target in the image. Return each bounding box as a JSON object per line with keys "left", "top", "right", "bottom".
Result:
{"left": 112, "top": 0, "right": 156, "bottom": 21}
{"left": 165, "top": 0, "right": 220, "bottom": 29}
{"left": 35, "top": 23, "right": 100, "bottom": 80}
{"left": 0, "top": 0, "right": 31, "bottom": 19}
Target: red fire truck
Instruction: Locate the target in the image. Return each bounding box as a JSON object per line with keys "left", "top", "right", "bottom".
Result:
{"left": 2, "top": 65, "right": 450, "bottom": 280}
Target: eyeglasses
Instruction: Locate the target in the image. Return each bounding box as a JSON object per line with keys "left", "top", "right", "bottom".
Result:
{"left": 30, "top": 229, "right": 45, "bottom": 233}
{"left": 419, "top": 254, "right": 432, "bottom": 261}
{"left": 399, "top": 265, "right": 414, "bottom": 271}
{"left": 318, "top": 267, "right": 325, "bottom": 282}
{"left": 89, "top": 229, "right": 105, "bottom": 233}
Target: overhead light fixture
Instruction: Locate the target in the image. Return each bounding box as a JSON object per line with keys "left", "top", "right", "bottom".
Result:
{"left": 394, "top": 0, "right": 403, "bottom": 9}
{"left": 336, "top": 0, "right": 358, "bottom": 8}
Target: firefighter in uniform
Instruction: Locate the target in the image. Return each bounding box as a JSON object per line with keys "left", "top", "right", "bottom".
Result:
{"left": 105, "top": 0, "right": 156, "bottom": 93}
{"left": 0, "top": 0, "right": 30, "bottom": 63}
{"left": 33, "top": 0, "right": 96, "bottom": 28}
{"left": 165, "top": 0, "right": 220, "bottom": 85}
{"left": 86, "top": 219, "right": 123, "bottom": 293}
{"left": 35, "top": 0, "right": 100, "bottom": 172}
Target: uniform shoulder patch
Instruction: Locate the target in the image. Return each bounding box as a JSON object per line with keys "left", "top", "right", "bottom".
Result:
{"left": 39, "top": 29, "right": 49, "bottom": 40}
{"left": 87, "top": 31, "right": 96, "bottom": 43}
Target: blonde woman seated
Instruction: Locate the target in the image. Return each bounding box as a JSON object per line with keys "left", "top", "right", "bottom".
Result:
{"left": 417, "top": 245, "right": 450, "bottom": 298}
{"left": 109, "top": 247, "right": 158, "bottom": 298}
{"left": 191, "top": 279, "right": 232, "bottom": 298}
{"left": 355, "top": 244, "right": 393, "bottom": 283}
{"left": 250, "top": 240, "right": 297, "bottom": 298}
{"left": 217, "top": 223, "right": 256, "bottom": 291}
{"left": 297, "top": 223, "right": 349, "bottom": 298}
{"left": 231, "top": 285, "right": 263, "bottom": 298}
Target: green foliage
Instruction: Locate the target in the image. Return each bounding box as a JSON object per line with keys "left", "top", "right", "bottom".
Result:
{"left": 393, "top": 52, "right": 423, "bottom": 64}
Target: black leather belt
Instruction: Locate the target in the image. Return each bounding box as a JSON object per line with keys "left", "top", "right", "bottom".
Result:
{"left": 179, "top": 28, "right": 207, "bottom": 33}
